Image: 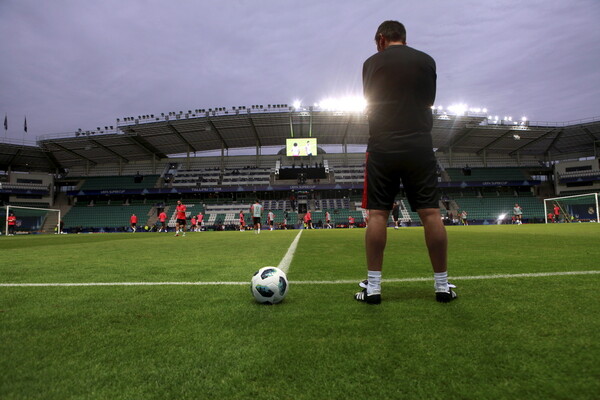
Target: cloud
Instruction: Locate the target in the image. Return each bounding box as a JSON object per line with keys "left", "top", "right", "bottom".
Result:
{"left": 0, "top": 0, "right": 599, "bottom": 140}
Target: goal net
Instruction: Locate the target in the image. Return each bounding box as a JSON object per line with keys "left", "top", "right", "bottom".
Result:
{"left": 543, "top": 193, "right": 599, "bottom": 223}
{"left": 1, "top": 205, "right": 61, "bottom": 235}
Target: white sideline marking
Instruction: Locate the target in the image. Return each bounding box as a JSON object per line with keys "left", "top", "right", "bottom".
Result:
{"left": 0, "top": 270, "right": 598, "bottom": 287}
{"left": 276, "top": 229, "right": 303, "bottom": 273}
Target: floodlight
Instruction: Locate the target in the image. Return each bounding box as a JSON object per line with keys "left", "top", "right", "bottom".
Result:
{"left": 447, "top": 103, "right": 468, "bottom": 115}
{"left": 293, "top": 100, "right": 301, "bottom": 109}
{"left": 521, "top": 117, "right": 527, "bottom": 121}
{"left": 317, "top": 96, "right": 366, "bottom": 112}
{"left": 482, "top": 108, "right": 487, "bottom": 113}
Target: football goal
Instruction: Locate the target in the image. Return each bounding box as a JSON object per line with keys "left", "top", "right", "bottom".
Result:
{"left": 543, "top": 193, "right": 599, "bottom": 223}
{"left": 1, "top": 205, "right": 61, "bottom": 235}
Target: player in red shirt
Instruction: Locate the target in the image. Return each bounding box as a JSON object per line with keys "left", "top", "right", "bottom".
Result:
{"left": 190, "top": 216, "right": 197, "bottom": 232}
{"left": 197, "top": 212, "right": 204, "bottom": 232}
{"left": 303, "top": 210, "right": 312, "bottom": 229}
{"left": 7, "top": 213, "right": 17, "bottom": 236}
{"left": 175, "top": 200, "right": 187, "bottom": 237}
{"left": 553, "top": 203, "right": 561, "bottom": 223}
{"left": 158, "top": 210, "right": 167, "bottom": 232}
{"left": 239, "top": 210, "right": 245, "bottom": 231}
{"left": 348, "top": 215, "right": 355, "bottom": 229}
{"left": 130, "top": 214, "right": 138, "bottom": 232}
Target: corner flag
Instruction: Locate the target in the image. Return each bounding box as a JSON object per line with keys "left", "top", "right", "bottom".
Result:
{"left": 24, "top": 116, "right": 27, "bottom": 133}
{"left": 3, "top": 114, "right": 6, "bottom": 131}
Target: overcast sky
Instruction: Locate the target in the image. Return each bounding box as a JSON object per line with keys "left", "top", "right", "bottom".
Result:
{"left": 1, "top": 0, "right": 599, "bottom": 142}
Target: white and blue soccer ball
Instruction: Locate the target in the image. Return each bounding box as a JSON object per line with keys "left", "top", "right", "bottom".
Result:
{"left": 251, "top": 266, "right": 289, "bottom": 304}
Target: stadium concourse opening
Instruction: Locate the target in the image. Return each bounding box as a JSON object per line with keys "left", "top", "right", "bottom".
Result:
{"left": 1, "top": 105, "right": 599, "bottom": 233}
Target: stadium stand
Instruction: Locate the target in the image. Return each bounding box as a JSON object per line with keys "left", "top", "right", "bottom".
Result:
{"left": 2, "top": 107, "right": 599, "bottom": 230}
{"left": 63, "top": 203, "right": 153, "bottom": 230}
{"left": 79, "top": 175, "right": 160, "bottom": 191}
{"left": 445, "top": 167, "right": 529, "bottom": 182}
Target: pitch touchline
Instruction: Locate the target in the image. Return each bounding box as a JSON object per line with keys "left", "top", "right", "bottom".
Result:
{"left": 0, "top": 270, "right": 598, "bottom": 287}
{"left": 277, "top": 229, "right": 303, "bottom": 273}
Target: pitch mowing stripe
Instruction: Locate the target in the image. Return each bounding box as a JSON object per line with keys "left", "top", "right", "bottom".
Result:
{"left": 277, "top": 229, "right": 303, "bottom": 273}
{"left": 0, "top": 270, "right": 598, "bottom": 287}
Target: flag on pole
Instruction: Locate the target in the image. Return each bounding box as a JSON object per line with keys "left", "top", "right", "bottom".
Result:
{"left": 3, "top": 114, "right": 6, "bottom": 131}
{"left": 24, "top": 116, "right": 27, "bottom": 133}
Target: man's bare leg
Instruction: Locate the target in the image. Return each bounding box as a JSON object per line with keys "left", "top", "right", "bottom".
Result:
{"left": 417, "top": 208, "right": 447, "bottom": 273}
{"left": 418, "top": 208, "right": 456, "bottom": 302}
{"left": 365, "top": 209, "right": 390, "bottom": 272}
{"left": 354, "top": 209, "right": 390, "bottom": 304}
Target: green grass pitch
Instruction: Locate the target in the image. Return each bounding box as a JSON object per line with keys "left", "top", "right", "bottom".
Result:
{"left": 1, "top": 224, "right": 599, "bottom": 399}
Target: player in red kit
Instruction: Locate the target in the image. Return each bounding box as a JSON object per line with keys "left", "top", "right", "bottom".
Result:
{"left": 197, "top": 212, "right": 204, "bottom": 232}
{"left": 158, "top": 210, "right": 167, "bottom": 232}
{"left": 7, "top": 213, "right": 17, "bottom": 236}
{"left": 348, "top": 215, "right": 355, "bottom": 229}
{"left": 130, "top": 214, "right": 138, "bottom": 232}
{"left": 175, "top": 200, "right": 187, "bottom": 236}
{"left": 553, "top": 203, "right": 561, "bottom": 223}
{"left": 239, "top": 210, "right": 245, "bottom": 231}
{"left": 303, "top": 210, "right": 312, "bottom": 229}
{"left": 190, "top": 216, "right": 197, "bottom": 232}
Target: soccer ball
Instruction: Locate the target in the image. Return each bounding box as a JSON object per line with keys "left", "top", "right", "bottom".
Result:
{"left": 251, "top": 266, "right": 289, "bottom": 304}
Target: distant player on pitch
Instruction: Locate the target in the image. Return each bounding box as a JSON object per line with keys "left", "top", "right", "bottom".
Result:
{"left": 250, "top": 200, "right": 263, "bottom": 234}
{"left": 158, "top": 210, "right": 167, "bottom": 232}
{"left": 267, "top": 210, "right": 275, "bottom": 231}
{"left": 174, "top": 200, "right": 187, "bottom": 237}
{"left": 7, "top": 212, "right": 16, "bottom": 236}
{"left": 130, "top": 213, "right": 138, "bottom": 232}
{"left": 513, "top": 203, "right": 523, "bottom": 225}
{"left": 392, "top": 202, "right": 400, "bottom": 229}
{"left": 197, "top": 212, "right": 204, "bottom": 231}
{"left": 239, "top": 210, "right": 246, "bottom": 231}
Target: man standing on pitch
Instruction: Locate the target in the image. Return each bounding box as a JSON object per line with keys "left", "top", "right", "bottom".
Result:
{"left": 130, "top": 213, "right": 138, "bottom": 232}
{"left": 356, "top": 20, "right": 456, "bottom": 304}
{"left": 250, "top": 200, "right": 263, "bottom": 234}
{"left": 158, "top": 209, "right": 167, "bottom": 232}
{"left": 174, "top": 200, "right": 187, "bottom": 237}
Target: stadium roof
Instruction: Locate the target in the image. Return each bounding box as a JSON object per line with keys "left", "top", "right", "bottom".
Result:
{"left": 1, "top": 110, "right": 599, "bottom": 173}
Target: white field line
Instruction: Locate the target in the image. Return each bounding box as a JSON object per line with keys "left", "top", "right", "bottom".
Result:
{"left": 0, "top": 270, "right": 598, "bottom": 287}
{"left": 276, "top": 229, "right": 303, "bottom": 273}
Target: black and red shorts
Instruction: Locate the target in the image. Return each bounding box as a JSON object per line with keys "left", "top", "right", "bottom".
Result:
{"left": 176, "top": 218, "right": 186, "bottom": 225}
{"left": 362, "top": 148, "right": 439, "bottom": 212}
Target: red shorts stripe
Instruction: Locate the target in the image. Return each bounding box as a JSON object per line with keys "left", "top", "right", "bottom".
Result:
{"left": 361, "top": 152, "right": 369, "bottom": 209}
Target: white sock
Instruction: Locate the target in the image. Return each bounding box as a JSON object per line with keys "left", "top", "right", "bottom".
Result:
{"left": 434, "top": 271, "right": 449, "bottom": 292}
{"left": 367, "top": 270, "right": 382, "bottom": 295}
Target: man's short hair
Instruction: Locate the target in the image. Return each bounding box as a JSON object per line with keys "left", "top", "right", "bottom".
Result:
{"left": 375, "top": 20, "right": 406, "bottom": 43}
